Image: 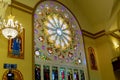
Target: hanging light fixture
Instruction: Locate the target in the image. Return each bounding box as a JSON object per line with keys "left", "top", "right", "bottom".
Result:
{"left": 0, "top": 0, "right": 23, "bottom": 39}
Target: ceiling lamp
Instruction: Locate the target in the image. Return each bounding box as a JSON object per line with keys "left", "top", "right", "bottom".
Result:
{"left": 0, "top": 14, "right": 23, "bottom": 39}
{"left": 0, "top": 0, "right": 23, "bottom": 39}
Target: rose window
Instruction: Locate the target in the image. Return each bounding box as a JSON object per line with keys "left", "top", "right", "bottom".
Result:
{"left": 44, "top": 14, "right": 72, "bottom": 50}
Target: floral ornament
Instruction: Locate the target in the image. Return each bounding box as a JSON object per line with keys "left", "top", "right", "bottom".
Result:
{"left": 35, "top": 50, "right": 40, "bottom": 56}
{"left": 58, "top": 53, "right": 64, "bottom": 59}
{"left": 73, "top": 45, "right": 77, "bottom": 50}
{"left": 47, "top": 47, "right": 53, "bottom": 55}
{"left": 41, "top": 45, "right": 46, "bottom": 50}
{"left": 68, "top": 52, "right": 73, "bottom": 58}
{"left": 38, "top": 36, "right": 44, "bottom": 42}
{"left": 44, "top": 13, "right": 72, "bottom": 50}
{"left": 54, "top": 56, "right": 58, "bottom": 60}
{"left": 66, "top": 58, "right": 69, "bottom": 62}
{"left": 41, "top": 55, "right": 51, "bottom": 60}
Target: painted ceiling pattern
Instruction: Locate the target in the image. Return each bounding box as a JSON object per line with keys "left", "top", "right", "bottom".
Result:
{"left": 34, "top": 1, "right": 86, "bottom": 65}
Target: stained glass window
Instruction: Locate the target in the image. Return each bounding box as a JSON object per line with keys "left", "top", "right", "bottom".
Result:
{"left": 34, "top": 0, "right": 85, "bottom": 65}
{"left": 34, "top": 0, "right": 88, "bottom": 80}
{"left": 44, "top": 13, "right": 72, "bottom": 50}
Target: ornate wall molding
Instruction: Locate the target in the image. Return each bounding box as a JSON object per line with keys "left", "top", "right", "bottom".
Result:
{"left": 82, "top": 29, "right": 120, "bottom": 40}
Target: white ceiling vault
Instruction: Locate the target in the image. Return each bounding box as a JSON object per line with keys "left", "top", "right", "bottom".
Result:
{"left": 14, "top": 0, "right": 120, "bottom": 39}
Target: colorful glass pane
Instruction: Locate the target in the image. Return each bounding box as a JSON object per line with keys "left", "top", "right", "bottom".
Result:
{"left": 60, "top": 67, "right": 66, "bottom": 80}
{"left": 80, "top": 70, "right": 85, "bottom": 80}
{"left": 35, "top": 64, "right": 41, "bottom": 80}
{"left": 34, "top": 1, "right": 88, "bottom": 80}
{"left": 52, "top": 66, "right": 58, "bottom": 80}
{"left": 34, "top": 0, "right": 84, "bottom": 65}
{"left": 74, "top": 69, "right": 79, "bottom": 80}
{"left": 43, "top": 65, "right": 50, "bottom": 80}
{"left": 67, "top": 68, "right": 73, "bottom": 80}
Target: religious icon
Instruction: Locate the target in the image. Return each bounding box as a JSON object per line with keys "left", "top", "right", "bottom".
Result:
{"left": 88, "top": 47, "right": 98, "bottom": 70}
{"left": 8, "top": 29, "right": 24, "bottom": 59}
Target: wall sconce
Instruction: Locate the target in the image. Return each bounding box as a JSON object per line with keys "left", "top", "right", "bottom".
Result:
{"left": 113, "top": 41, "right": 120, "bottom": 57}
{"left": 113, "top": 41, "right": 119, "bottom": 50}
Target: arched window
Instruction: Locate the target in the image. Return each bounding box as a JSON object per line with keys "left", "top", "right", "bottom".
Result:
{"left": 33, "top": 1, "right": 88, "bottom": 80}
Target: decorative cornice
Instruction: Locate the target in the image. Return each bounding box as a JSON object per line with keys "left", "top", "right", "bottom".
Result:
{"left": 110, "top": 33, "right": 120, "bottom": 39}
{"left": 82, "top": 30, "right": 105, "bottom": 39}
{"left": 82, "top": 29, "right": 120, "bottom": 40}
{"left": 11, "top": 0, "right": 33, "bottom": 14}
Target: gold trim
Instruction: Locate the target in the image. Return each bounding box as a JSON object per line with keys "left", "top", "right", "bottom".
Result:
{"left": 8, "top": 29, "right": 25, "bottom": 59}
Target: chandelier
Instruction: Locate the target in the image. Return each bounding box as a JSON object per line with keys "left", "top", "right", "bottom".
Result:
{"left": 0, "top": 0, "right": 23, "bottom": 39}
{"left": 0, "top": 14, "right": 23, "bottom": 39}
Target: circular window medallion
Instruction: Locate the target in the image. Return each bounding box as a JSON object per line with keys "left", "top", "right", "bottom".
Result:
{"left": 44, "top": 13, "right": 72, "bottom": 50}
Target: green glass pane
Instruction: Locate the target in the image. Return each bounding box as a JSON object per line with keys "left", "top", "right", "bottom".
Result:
{"left": 67, "top": 68, "right": 73, "bottom": 80}
{"left": 60, "top": 67, "right": 66, "bottom": 80}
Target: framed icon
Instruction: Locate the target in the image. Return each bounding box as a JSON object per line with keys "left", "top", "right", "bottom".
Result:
{"left": 8, "top": 29, "right": 25, "bottom": 59}
{"left": 88, "top": 47, "right": 98, "bottom": 70}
